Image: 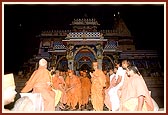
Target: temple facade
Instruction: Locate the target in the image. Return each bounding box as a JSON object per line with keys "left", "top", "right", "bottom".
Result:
{"left": 27, "top": 14, "right": 162, "bottom": 78}
{"left": 18, "top": 13, "right": 164, "bottom": 108}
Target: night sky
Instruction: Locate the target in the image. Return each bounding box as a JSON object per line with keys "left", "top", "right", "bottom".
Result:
{"left": 4, "top": 3, "right": 164, "bottom": 74}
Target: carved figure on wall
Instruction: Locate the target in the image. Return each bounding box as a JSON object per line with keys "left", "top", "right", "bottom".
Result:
{"left": 96, "top": 44, "right": 103, "bottom": 59}
{"left": 66, "top": 44, "right": 74, "bottom": 60}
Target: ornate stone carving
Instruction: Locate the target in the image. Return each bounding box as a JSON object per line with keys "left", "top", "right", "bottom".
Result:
{"left": 96, "top": 44, "right": 103, "bottom": 59}
{"left": 66, "top": 44, "right": 74, "bottom": 60}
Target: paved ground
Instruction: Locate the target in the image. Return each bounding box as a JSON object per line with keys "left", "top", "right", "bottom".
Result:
{"left": 55, "top": 101, "right": 109, "bottom": 111}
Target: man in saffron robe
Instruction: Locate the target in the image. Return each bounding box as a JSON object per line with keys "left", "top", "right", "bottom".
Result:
{"left": 21, "top": 58, "right": 55, "bottom": 111}
{"left": 80, "top": 70, "right": 91, "bottom": 109}
{"left": 90, "top": 61, "right": 106, "bottom": 111}
{"left": 51, "top": 70, "right": 66, "bottom": 109}
{"left": 65, "top": 70, "right": 82, "bottom": 110}
{"left": 120, "top": 66, "right": 154, "bottom": 111}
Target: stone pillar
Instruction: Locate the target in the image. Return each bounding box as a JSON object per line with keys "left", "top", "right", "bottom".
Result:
{"left": 68, "top": 60, "right": 74, "bottom": 70}
{"left": 96, "top": 44, "right": 103, "bottom": 70}
{"left": 66, "top": 44, "right": 74, "bottom": 70}
{"left": 97, "top": 59, "right": 102, "bottom": 70}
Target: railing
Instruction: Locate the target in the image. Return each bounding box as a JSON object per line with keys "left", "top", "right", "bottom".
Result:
{"left": 66, "top": 32, "right": 103, "bottom": 39}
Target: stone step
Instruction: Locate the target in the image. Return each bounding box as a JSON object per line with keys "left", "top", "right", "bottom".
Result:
{"left": 14, "top": 76, "right": 28, "bottom": 92}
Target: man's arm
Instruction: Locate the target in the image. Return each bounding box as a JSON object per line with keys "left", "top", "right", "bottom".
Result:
{"left": 137, "top": 95, "right": 144, "bottom": 111}
{"left": 116, "top": 75, "right": 122, "bottom": 85}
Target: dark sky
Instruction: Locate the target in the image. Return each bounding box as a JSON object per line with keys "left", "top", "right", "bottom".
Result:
{"left": 4, "top": 4, "right": 164, "bottom": 73}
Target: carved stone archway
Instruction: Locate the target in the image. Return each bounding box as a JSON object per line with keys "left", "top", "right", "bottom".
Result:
{"left": 73, "top": 46, "right": 96, "bottom": 71}
{"left": 73, "top": 46, "right": 97, "bottom": 60}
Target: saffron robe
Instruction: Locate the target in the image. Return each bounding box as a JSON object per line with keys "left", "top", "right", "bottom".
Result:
{"left": 80, "top": 76, "right": 91, "bottom": 105}
{"left": 120, "top": 74, "right": 154, "bottom": 111}
{"left": 52, "top": 75, "right": 66, "bottom": 107}
{"left": 21, "top": 66, "right": 55, "bottom": 111}
{"left": 65, "top": 75, "right": 81, "bottom": 109}
{"left": 91, "top": 69, "right": 106, "bottom": 111}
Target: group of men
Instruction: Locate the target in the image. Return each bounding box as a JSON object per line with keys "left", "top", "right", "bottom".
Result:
{"left": 3, "top": 58, "right": 158, "bottom": 112}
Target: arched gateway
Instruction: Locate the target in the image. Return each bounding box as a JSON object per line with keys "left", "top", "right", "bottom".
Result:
{"left": 73, "top": 46, "right": 96, "bottom": 71}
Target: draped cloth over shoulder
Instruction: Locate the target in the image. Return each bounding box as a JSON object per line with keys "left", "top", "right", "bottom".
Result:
{"left": 21, "top": 58, "right": 55, "bottom": 111}
{"left": 91, "top": 69, "right": 106, "bottom": 111}
{"left": 120, "top": 74, "right": 154, "bottom": 111}
{"left": 65, "top": 74, "right": 81, "bottom": 110}
{"left": 52, "top": 75, "right": 65, "bottom": 107}
{"left": 80, "top": 76, "right": 91, "bottom": 106}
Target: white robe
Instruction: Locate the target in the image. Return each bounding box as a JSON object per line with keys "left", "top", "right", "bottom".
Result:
{"left": 108, "top": 67, "right": 126, "bottom": 111}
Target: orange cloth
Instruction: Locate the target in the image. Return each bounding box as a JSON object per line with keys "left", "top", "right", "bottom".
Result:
{"left": 103, "top": 75, "right": 110, "bottom": 101}
{"left": 52, "top": 75, "right": 65, "bottom": 90}
{"left": 91, "top": 69, "right": 106, "bottom": 111}
{"left": 52, "top": 75, "right": 66, "bottom": 106}
{"left": 21, "top": 66, "right": 55, "bottom": 111}
{"left": 65, "top": 75, "right": 81, "bottom": 109}
{"left": 120, "top": 74, "right": 154, "bottom": 111}
{"left": 80, "top": 76, "right": 91, "bottom": 105}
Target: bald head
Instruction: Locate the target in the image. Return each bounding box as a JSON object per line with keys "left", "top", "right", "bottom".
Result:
{"left": 39, "top": 58, "right": 47, "bottom": 68}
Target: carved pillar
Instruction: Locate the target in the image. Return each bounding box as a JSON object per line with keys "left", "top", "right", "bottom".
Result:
{"left": 97, "top": 59, "right": 102, "bottom": 70}
{"left": 66, "top": 44, "right": 74, "bottom": 70}
{"left": 113, "top": 53, "right": 119, "bottom": 63}
{"left": 68, "top": 60, "right": 74, "bottom": 70}
{"left": 51, "top": 54, "right": 56, "bottom": 68}
{"left": 96, "top": 44, "right": 103, "bottom": 70}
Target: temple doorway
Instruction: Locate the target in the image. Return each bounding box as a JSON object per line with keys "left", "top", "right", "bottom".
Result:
{"left": 74, "top": 46, "right": 96, "bottom": 71}
{"left": 80, "top": 62, "right": 91, "bottom": 71}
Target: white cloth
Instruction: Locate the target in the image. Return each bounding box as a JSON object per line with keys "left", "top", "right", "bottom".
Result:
{"left": 108, "top": 87, "right": 120, "bottom": 111}
{"left": 108, "top": 67, "right": 126, "bottom": 111}
{"left": 109, "top": 73, "right": 116, "bottom": 83}
{"left": 115, "top": 67, "right": 126, "bottom": 90}
{"left": 20, "top": 93, "right": 44, "bottom": 111}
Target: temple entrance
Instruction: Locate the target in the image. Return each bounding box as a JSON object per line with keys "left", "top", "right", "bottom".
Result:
{"left": 74, "top": 46, "right": 96, "bottom": 71}
{"left": 80, "top": 64, "right": 91, "bottom": 71}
